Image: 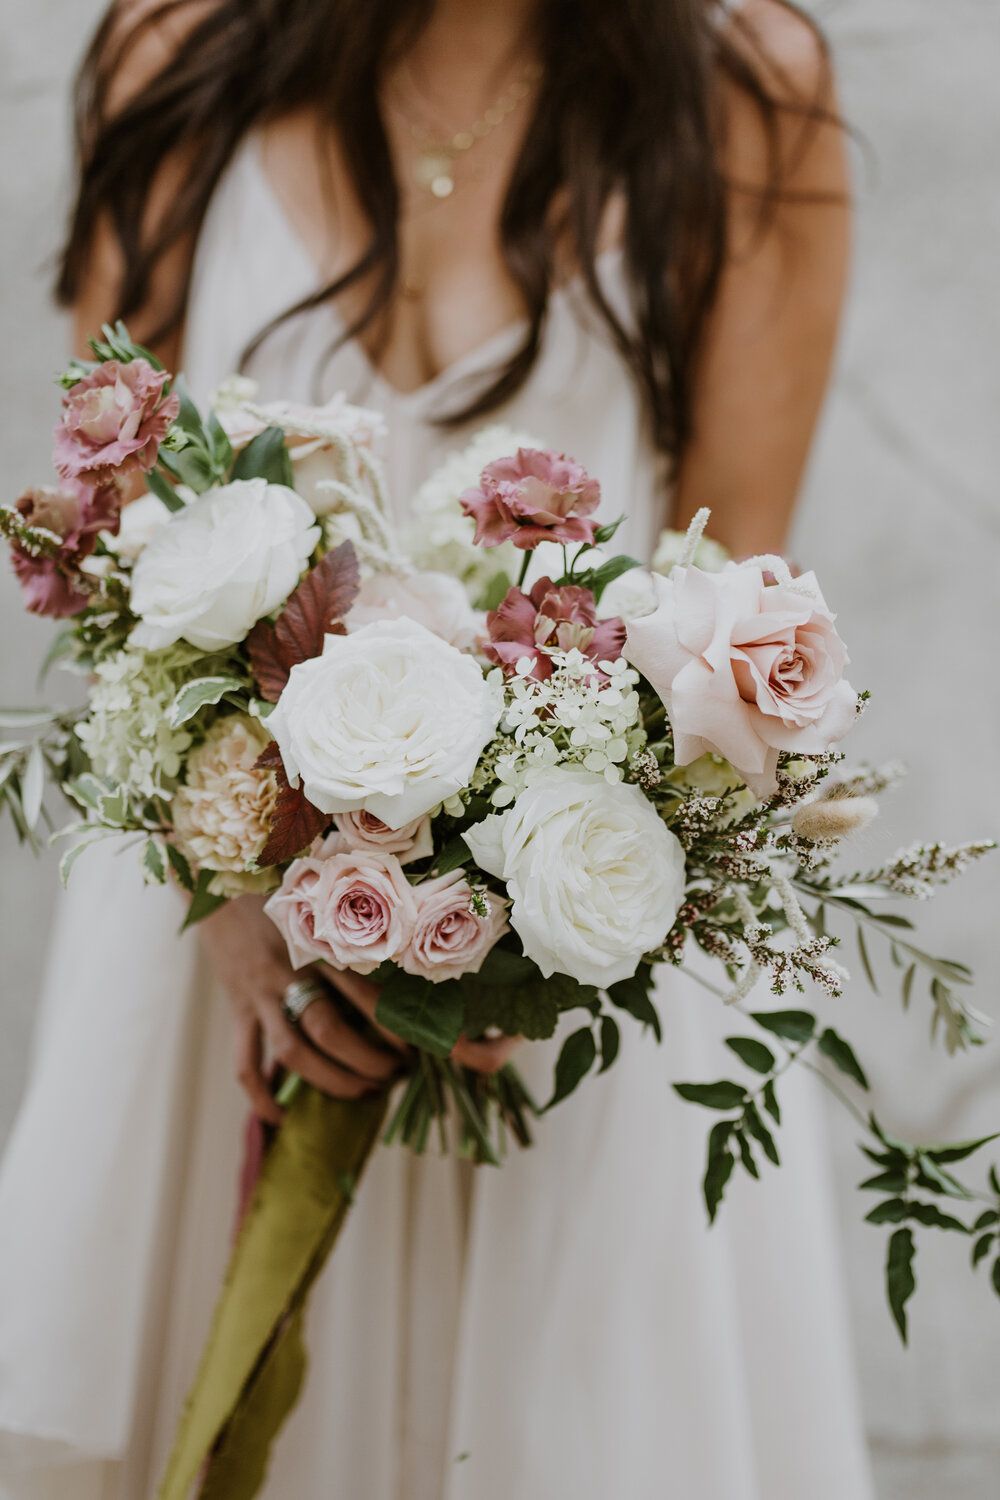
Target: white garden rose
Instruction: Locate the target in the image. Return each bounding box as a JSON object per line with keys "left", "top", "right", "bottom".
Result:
{"left": 465, "top": 766, "right": 686, "bottom": 987}
{"left": 267, "top": 616, "right": 503, "bottom": 828}
{"left": 130, "top": 478, "right": 318, "bottom": 650}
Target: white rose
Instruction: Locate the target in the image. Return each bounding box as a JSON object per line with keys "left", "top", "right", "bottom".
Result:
{"left": 347, "top": 570, "right": 481, "bottom": 649}
{"left": 130, "top": 478, "right": 318, "bottom": 651}
{"left": 105, "top": 491, "right": 170, "bottom": 561}
{"left": 465, "top": 766, "right": 686, "bottom": 987}
{"left": 268, "top": 616, "right": 503, "bottom": 828}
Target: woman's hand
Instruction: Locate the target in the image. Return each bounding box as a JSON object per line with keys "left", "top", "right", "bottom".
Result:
{"left": 200, "top": 894, "right": 403, "bottom": 1124}
{"left": 200, "top": 894, "right": 522, "bottom": 1123}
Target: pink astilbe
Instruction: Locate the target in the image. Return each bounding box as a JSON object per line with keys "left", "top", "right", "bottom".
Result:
{"left": 484, "top": 576, "right": 626, "bottom": 681}
{"left": 54, "top": 359, "right": 179, "bottom": 480}
{"left": 460, "top": 447, "right": 601, "bottom": 550}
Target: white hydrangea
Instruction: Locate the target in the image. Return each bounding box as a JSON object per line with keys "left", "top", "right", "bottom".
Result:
{"left": 405, "top": 425, "right": 544, "bottom": 600}
{"left": 75, "top": 644, "right": 207, "bottom": 802}
{"left": 486, "top": 650, "right": 645, "bottom": 807}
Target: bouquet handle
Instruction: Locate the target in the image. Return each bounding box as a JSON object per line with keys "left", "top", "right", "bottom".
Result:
{"left": 157, "top": 1087, "right": 387, "bottom": 1500}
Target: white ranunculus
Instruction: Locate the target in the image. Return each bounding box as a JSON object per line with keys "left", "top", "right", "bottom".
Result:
{"left": 347, "top": 569, "right": 482, "bottom": 648}
{"left": 465, "top": 767, "right": 686, "bottom": 987}
{"left": 268, "top": 616, "right": 503, "bottom": 828}
{"left": 129, "top": 478, "right": 318, "bottom": 651}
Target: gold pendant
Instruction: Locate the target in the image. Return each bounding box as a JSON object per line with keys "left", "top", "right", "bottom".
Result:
{"left": 414, "top": 150, "right": 455, "bottom": 198}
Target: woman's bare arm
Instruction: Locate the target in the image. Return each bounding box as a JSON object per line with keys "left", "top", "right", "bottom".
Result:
{"left": 673, "top": 0, "right": 852, "bottom": 556}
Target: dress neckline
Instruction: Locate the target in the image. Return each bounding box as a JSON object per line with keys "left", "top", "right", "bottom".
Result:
{"left": 243, "top": 135, "right": 625, "bottom": 411}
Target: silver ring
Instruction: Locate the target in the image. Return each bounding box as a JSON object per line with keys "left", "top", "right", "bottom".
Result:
{"left": 282, "top": 978, "right": 325, "bottom": 1025}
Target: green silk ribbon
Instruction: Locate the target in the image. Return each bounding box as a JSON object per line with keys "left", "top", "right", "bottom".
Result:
{"left": 157, "top": 1087, "right": 387, "bottom": 1500}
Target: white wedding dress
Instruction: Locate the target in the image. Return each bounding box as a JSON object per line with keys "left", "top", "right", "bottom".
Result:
{"left": 0, "top": 134, "right": 875, "bottom": 1500}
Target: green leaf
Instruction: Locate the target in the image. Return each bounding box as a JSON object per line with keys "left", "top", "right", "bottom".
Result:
{"left": 545, "top": 1026, "right": 597, "bottom": 1110}
{"left": 926, "top": 1133, "right": 1000, "bottom": 1165}
{"left": 607, "top": 965, "right": 661, "bottom": 1041}
{"left": 583, "top": 554, "right": 642, "bottom": 604}
{"left": 991, "top": 1165, "right": 1000, "bottom": 1198}
{"left": 432, "top": 834, "right": 471, "bottom": 876}
{"left": 168, "top": 676, "right": 246, "bottom": 728}
{"left": 375, "top": 970, "right": 465, "bottom": 1058}
{"left": 762, "top": 1079, "right": 781, "bottom": 1126}
{"left": 743, "top": 1100, "right": 780, "bottom": 1165}
{"left": 147, "top": 466, "right": 185, "bottom": 512}
{"left": 171, "top": 376, "right": 207, "bottom": 443}
{"left": 886, "top": 1227, "right": 916, "bottom": 1343}
{"left": 58, "top": 832, "right": 108, "bottom": 885}
{"left": 206, "top": 408, "right": 235, "bottom": 474}
{"left": 865, "top": 1197, "right": 909, "bottom": 1225}
{"left": 734, "top": 1128, "right": 759, "bottom": 1179}
{"left": 818, "top": 1027, "right": 870, "bottom": 1090}
{"left": 231, "top": 425, "right": 294, "bottom": 488}
{"left": 971, "top": 1232, "right": 995, "bottom": 1268}
{"left": 991, "top": 1257, "right": 1000, "bottom": 1301}
{"left": 592, "top": 517, "right": 625, "bottom": 546}
{"left": 673, "top": 1080, "right": 746, "bottom": 1111}
{"left": 180, "top": 869, "right": 228, "bottom": 932}
{"left": 475, "top": 570, "right": 513, "bottom": 612}
{"left": 598, "top": 1014, "right": 620, "bottom": 1073}
{"left": 914, "top": 1154, "right": 972, "bottom": 1201}
{"left": 143, "top": 837, "right": 167, "bottom": 884}
{"left": 166, "top": 841, "right": 195, "bottom": 892}
{"left": 161, "top": 444, "right": 215, "bottom": 494}
{"left": 901, "top": 962, "right": 916, "bottom": 1009}
{"left": 859, "top": 1170, "right": 908, "bottom": 1194}
{"left": 749, "top": 1009, "right": 815, "bottom": 1044}
{"left": 21, "top": 743, "right": 45, "bottom": 830}
{"left": 703, "top": 1120, "right": 736, "bottom": 1224}
{"left": 973, "top": 1210, "right": 999, "bottom": 1232}
{"left": 856, "top": 927, "right": 879, "bottom": 994}
{"left": 907, "top": 1201, "right": 968, "bottom": 1233}
{"left": 725, "top": 1036, "right": 775, "bottom": 1074}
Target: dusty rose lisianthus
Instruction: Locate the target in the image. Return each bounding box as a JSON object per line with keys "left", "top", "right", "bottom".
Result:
{"left": 459, "top": 448, "right": 601, "bottom": 550}
{"left": 484, "top": 576, "right": 626, "bottom": 680}
{"left": 400, "top": 869, "right": 510, "bottom": 983}
{"left": 9, "top": 481, "right": 121, "bottom": 618}
{"left": 265, "top": 848, "right": 417, "bottom": 975}
{"left": 54, "top": 358, "right": 179, "bottom": 480}
{"left": 624, "top": 564, "right": 857, "bottom": 796}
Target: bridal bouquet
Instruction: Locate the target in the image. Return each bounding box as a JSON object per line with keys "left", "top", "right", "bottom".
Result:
{"left": 3, "top": 325, "right": 997, "bottom": 1499}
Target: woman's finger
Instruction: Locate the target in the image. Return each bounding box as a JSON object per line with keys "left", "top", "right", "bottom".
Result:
{"left": 299, "top": 995, "right": 400, "bottom": 1084}
{"left": 320, "top": 964, "right": 411, "bottom": 1053}
{"left": 452, "top": 1034, "right": 522, "bottom": 1075}
{"left": 233, "top": 1012, "right": 283, "bottom": 1125}
{"left": 261, "top": 1007, "right": 376, "bottom": 1100}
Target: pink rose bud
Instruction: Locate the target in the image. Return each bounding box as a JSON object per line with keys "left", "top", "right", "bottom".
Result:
{"left": 53, "top": 358, "right": 179, "bottom": 480}
{"left": 333, "top": 810, "right": 434, "bottom": 865}
{"left": 399, "top": 870, "right": 509, "bottom": 984}
{"left": 265, "top": 849, "right": 417, "bottom": 975}
{"left": 460, "top": 447, "right": 601, "bottom": 550}
{"left": 624, "top": 564, "right": 857, "bottom": 797}
{"left": 484, "top": 576, "right": 626, "bottom": 681}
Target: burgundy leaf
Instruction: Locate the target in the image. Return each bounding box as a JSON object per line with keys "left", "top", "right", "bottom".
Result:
{"left": 246, "top": 620, "right": 291, "bottom": 702}
{"left": 255, "top": 741, "right": 329, "bottom": 865}
{"left": 274, "top": 541, "right": 360, "bottom": 667}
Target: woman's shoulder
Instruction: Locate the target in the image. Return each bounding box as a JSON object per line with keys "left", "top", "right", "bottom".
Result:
{"left": 720, "top": 0, "right": 832, "bottom": 102}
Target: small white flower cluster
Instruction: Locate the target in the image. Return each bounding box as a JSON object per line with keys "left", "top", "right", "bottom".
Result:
{"left": 405, "top": 425, "right": 542, "bottom": 599}
{"left": 76, "top": 644, "right": 204, "bottom": 802}
{"left": 489, "top": 651, "right": 644, "bottom": 806}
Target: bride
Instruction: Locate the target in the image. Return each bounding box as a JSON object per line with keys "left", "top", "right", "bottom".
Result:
{"left": 0, "top": 1, "right": 873, "bottom": 1496}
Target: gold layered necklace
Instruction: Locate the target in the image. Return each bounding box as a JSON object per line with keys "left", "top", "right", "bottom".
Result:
{"left": 389, "top": 60, "right": 542, "bottom": 202}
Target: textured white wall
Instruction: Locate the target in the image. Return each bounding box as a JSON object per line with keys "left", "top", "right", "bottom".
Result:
{"left": 0, "top": 2, "right": 998, "bottom": 1494}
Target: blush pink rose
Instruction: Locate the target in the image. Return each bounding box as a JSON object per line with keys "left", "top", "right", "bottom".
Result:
{"left": 54, "top": 359, "right": 179, "bottom": 480}
{"left": 484, "top": 576, "right": 626, "bottom": 681}
{"left": 624, "top": 564, "right": 857, "bottom": 796}
{"left": 399, "top": 870, "right": 509, "bottom": 984}
{"left": 333, "top": 810, "right": 434, "bottom": 865}
{"left": 9, "top": 481, "right": 121, "bottom": 618}
{"left": 459, "top": 447, "right": 601, "bottom": 550}
{"left": 265, "top": 849, "right": 417, "bottom": 975}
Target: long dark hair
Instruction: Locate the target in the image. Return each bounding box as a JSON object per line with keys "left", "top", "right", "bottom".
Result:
{"left": 57, "top": 0, "right": 833, "bottom": 460}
